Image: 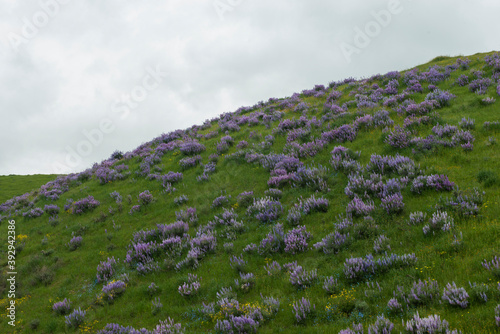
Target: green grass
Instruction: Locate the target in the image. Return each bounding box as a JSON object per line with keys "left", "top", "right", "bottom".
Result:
{"left": 0, "top": 51, "right": 499, "bottom": 333}
{"left": 0, "top": 175, "right": 59, "bottom": 203}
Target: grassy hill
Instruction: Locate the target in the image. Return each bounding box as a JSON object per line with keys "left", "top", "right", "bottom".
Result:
{"left": 0, "top": 51, "right": 499, "bottom": 333}
{"left": 0, "top": 175, "right": 59, "bottom": 204}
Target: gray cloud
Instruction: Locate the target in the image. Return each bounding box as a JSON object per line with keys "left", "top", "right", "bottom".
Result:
{"left": 0, "top": 0, "right": 498, "bottom": 174}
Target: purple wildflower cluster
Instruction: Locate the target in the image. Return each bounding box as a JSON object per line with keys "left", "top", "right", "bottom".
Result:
{"left": 411, "top": 174, "right": 455, "bottom": 194}
{"left": 102, "top": 280, "right": 127, "bottom": 300}
{"left": 65, "top": 307, "right": 86, "bottom": 329}
{"left": 97, "top": 318, "right": 184, "bottom": 334}
{"left": 97, "top": 256, "right": 118, "bottom": 282}
{"left": 234, "top": 272, "right": 256, "bottom": 292}
{"left": 482, "top": 256, "right": 500, "bottom": 278}
{"left": 346, "top": 196, "right": 375, "bottom": 217}
{"left": 339, "top": 323, "right": 364, "bottom": 334}
{"left": 138, "top": 190, "right": 154, "bottom": 205}
{"left": 53, "top": 298, "right": 71, "bottom": 315}
{"left": 22, "top": 207, "right": 44, "bottom": 219}
{"left": 425, "top": 89, "right": 456, "bottom": 107}
{"left": 314, "top": 230, "right": 350, "bottom": 254}
{"left": 393, "top": 278, "right": 440, "bottom": 308}
{"left": 322, "top": 124, "right": 357, "bottom": 143}
{"left": 212, "top": 195, "right": 230, "bottom": 209}
{"left": 178, "top": 155, "right": 202, "bottom": 169}
{"left": 436, "top": 187, "right": 484, "bottom": 217}
{"left": 405, "top": 312, "right": 458, "bottom": 333}
{"left": 124, "top": 221, "right": 191, "bottom": 273}
{"left": 229, "top": 254, "right": 247, "bottom": 272}
{"left": 423, "top": 211, "right": 454, "bottom": 235}
{"left": 178, "top": 273, "right": 201, "bottom": 297}
{"left": 284, "top": 225, "right": 312, "bottom": 254}
{"left": 263, "top": 261, "right": 282, "bottom": 276}
{"left": 344, "top": 253, "right": 417, "bottom": 280}
{"left": 442, "top": 282, "right": 469, "bottom": 308}
{"left": 71, "top": 195, "right": 100, "bottom": 215}
{"left": 247, "top": 197, "right": 283, "bottom": 223}
{"left": 179, "top": 139, "right": 205, "bottom": 155}
{"left": 95, "top": 164, "right": 130, "bottom": 184}
{"left": 285, "top": 261, "right": 317, "bottom": 288}
{"left": 292, "top": 297, "right": 315, "bottom": 323}
{"left": 67, "top": 236, "right": 83, "bottom": 251}
{"left": 257, "top": 223, "right": 284, "bottom": 255}
{"left": 385, "top": 126, "right": 411, "bottom": 148}
{"left": 175, "top": 207, "right": 198, "bottom": 224}
{"left": 469, "top": 78, "right": 492, "bottom": 95}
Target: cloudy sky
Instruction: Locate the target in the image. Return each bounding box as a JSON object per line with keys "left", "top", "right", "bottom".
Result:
{"left": 0, "top": 0, "right": 498, "bottom": 175}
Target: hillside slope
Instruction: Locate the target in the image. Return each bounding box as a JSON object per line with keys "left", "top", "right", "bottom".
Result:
{"left": 0, "top": 52, "right": 499, "bottom": 333}
{"left": 0, "top": 175, "right": 59, "bottom": 204}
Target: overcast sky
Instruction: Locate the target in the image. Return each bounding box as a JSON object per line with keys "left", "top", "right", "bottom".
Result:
{"left": 0, "top": 0, "right": 498, "bottom": 175}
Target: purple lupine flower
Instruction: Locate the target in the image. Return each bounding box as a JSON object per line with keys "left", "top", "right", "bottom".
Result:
{"left": 455, "top": 74, "right": 470, "bottom": 86}
{"left": 178, "top": 155, "right": 202, "bottom": 169}
{"left": 286, "top": 262, "right": 317, "bottom": 288}
{"left": 405, "top": 312, "right": 452, "bottom": 333}
{"left": 44, "top": 204, "right": 60, "bottom": 216}
{"left": 229, "top": 254, "right": 247, "bottom": 272}
{"left": 264, "top": 261, "right": 282, "bottom": 276}
{"left": 236, "top": 140, "right": 248, "bottom": 149}
{"left": 482, "top": 256, "right": 500, "bottom": 277}
{"left": 284, "top": 225, "right": 312, "bottom": 254}
{"left": 322, "top": 124, "right": 357, "bottom": 143}
{"left": 339, "top": 323, "right": 364, "bottom": 334}
{"left": 368, "top": 315, "right": 394, "bottom": 333}
{"left": 102, "top": 280, "right": 127, "bottom": 300}
{"left": 292, "top": 297, "right": 315, "bottom": 323}
{"left": 247, "top": 197, "right": 283, "bottom": 223}
{"left": 175, "top": 207, "right": 198, "bottom": 224}
{"left": 399, "top": 278, "right": 441, "bottom": 306}
{"left": 129, "top": 205, "right": 141, "bottom": 215}
{"left": 380, "top": 192, "right": 404, "bottom": 214}
{"left": 495, "top": 304, "right": 500, "bottom": 327}
{"left": 212, "top": 195, "right": 230, "bottom": 208}
{"left": 385, "top": 126, "right": 411, "bottom": 148}
{"left": 67, "top": 236, "right": 83, "bottom": 251}
{"left": 314, "top": 231, "right": 350, "bottom": 254}
{"left": 258, "top": 223, "right": 284, "bottom": 255}
{"left": 234, "top": 272, "right": 255, "bottom": 292}
{"left": 346, "top": 196, "right": 375, "bottom": 217}
{"left": 469, "top": 78, "right": 492, "bottom": 95}
{"left": 109, "top": 191, "right": 122, "bottom": 204}
{"left": 52, "top": 298, "right": 71, "bottom": 315}
{"left": 373, "top": 109, "right": 394, "bottom": 127}
{"left": 162, "top": 171, "right": 183, "bottom": 183}
{"left": 373, "top": 235, "right": 391, "bottom": 254}
{"left": 425, "top": 89, "right": 456, "bottom": 107}
{"left": 22, "top": 207, "right": 44, "bottom": 219}
{"left": 72, "top": 195, "right": 100, "bottom": 215}
{"left": 178, "top": 273, "right": 201, "bottom": 297}
{"left": 97, "top": 256, "right": 117, "bottom": 282}
{"left": 323, "top": 276, "right": 338, "bottom": 294}
{"left": 153, "top": 317, "right": 184, "bottom": 334}
{"left": 138, "top": 190, "right": 154, "bottom": 205}
{"left": 459, "top": 117, "right": 475, "bottom": 130}
{"left": 65, "top": 307, "right": 86, "bottom": 329}
{"left": 423, "top": 211, "right": 454, "bottom": 235}
{"left": 179, "top": 139, "right": 206, "bottom": 155}
{"left": 442, "top": 282, "right": 469, "bottom": 308}
{"left": 387, "top": 298, "right": 402, "bottom": 312}
{"left": 173, "top": 195, "right": 188, "bottom": 206}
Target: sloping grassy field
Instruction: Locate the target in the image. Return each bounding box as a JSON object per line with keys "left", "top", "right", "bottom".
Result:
{"left": 0, "top": 52, "right": 499, "bottom": 333}
{"left": 0, "top": 175, "right": 59, "bottom": 204}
